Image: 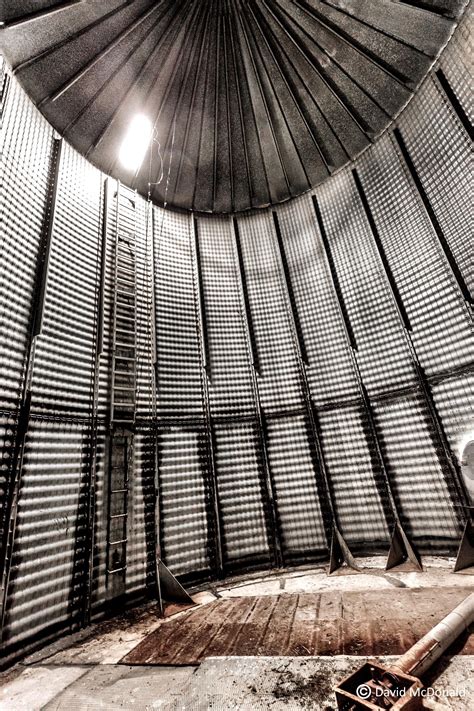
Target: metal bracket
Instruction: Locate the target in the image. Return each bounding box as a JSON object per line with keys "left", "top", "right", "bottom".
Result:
{"left": 157, "top": 559, "right": 194, "bottom": 615}
{"left": 454, "top": 511, "right": 474, "bottom": 573}
{"left": 329, "top": 527, "right": 360, "bottom": 574}
{"left": 386, "top": 522, "right": 422, "bottom": 571}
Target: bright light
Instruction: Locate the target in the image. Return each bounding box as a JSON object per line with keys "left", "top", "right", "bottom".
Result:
{"left": 119, "top": 114, "right": 153, "bottom": 172}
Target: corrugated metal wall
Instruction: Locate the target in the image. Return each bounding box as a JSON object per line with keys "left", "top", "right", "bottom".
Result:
{"left": 0, "top": 8, "right": 472, "bottom": 658}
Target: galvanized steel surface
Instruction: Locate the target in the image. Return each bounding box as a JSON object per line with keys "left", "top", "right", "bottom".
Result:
{"left": 0, "top": 0, "right": 468, "bottom": 212}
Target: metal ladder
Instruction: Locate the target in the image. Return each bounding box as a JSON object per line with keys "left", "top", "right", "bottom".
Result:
{"left": 106, "top": 183, "right": 137, "bottom": 588}
{"left": 110, "top": 185, "right": 137, "bottom": 426}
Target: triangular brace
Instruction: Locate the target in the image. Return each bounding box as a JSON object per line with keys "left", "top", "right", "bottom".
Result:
{"left": 386, "top": 522, "right": 422, "bottom": 571}
{"left": 328, "top": 527, "right": 361, "bottom": 574}
{"left": 454, "top": 518, "right": 474, "bottom": 573}
{"left": 157, "top": 559, "right": 194, "bottom": 615}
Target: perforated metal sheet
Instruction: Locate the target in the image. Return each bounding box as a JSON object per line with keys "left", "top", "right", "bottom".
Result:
{"left": 318, "top": 405, "right": 388, "bottom": 548}
{"left": 372, "top": 393, "right": 460, "bottom": 549}
{"left": 126, "top": 431, "right": 156, "bottom": 595}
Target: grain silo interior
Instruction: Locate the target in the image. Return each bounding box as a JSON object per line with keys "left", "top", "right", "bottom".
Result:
{"left": 0, "top": 1, "right": 473, "bottom": 709}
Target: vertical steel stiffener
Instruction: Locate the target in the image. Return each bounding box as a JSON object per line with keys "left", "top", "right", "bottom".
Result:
{"left": 232, "top": 216, "right": 283, "bottom": 568}
{"left": 312, "top": 194, "right": 422, "bottom": 571}
{"left": 272, "top": 210, "right": 358, "bottom": 573}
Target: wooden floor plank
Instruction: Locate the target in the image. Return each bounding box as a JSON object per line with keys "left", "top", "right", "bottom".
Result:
{"left": 121, "top": 587, "right": 474, "bottom": 665}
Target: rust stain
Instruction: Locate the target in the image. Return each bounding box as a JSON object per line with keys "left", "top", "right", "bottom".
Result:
{"left": 121, "top": 587, "right": 474, "bottom": 665}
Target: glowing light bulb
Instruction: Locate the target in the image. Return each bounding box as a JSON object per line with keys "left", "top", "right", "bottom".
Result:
{"left": 119, "top": 114, "right": 153, "bottom": 172}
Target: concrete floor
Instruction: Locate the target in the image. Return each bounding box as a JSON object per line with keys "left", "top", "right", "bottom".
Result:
{"left": 0, "top": 558, "right": 472, "bottom": 710}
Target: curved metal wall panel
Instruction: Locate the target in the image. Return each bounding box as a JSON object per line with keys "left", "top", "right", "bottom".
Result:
{"left": 400, "top": 76, "right": 473, "bottom": 298}
{"left": 236, "top": 212, "right": 303, "bottom": 414}
{"left": 134, "top": 199, "right": 155, "bottom": 422}
{"left": 317, "top": 405, "right": 389, "bottom": 549}
{"left": 265, "top": 414, "right": 327, "bottom": 561}
{"left": 90, "top": 426, "right": 108, "bottom": 612}
{"left": 196, "top": 216, "right": 255, "bottom": 417}
{"left": 4, "top": 420, "right": 89, "bottom": 647}
{"left": 213, "top": 422, "right": 270, "bottom": 568}
{"left": 126, "top": 431, "right": 156, "bottom": 595}
{"left": 356, "top": 133, "right": 473, "bottom": 377}
{"left": 30, "top": 143, "right": 102, "bottom": 417}
{"left": 372, "top": 394, "right": 460, "bottom": 548}
{"left": 316, "top": 172, "right": 416, "bottom": 397}
{"left": 157, "top": 428, "right": 209, "bottom": 578}
{"left": 276, "top": 196, "right": 359, "bottom": 407}
{"left": 0, "top": 78, "right": 53, "bottom": 409}
{"left": 154, "top": 210, "right": 204, "bottom": 418}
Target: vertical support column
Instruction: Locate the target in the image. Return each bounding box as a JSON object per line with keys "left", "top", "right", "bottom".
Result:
{"left": 144, "top": 202, "right": 160, "bottom": 601}
{"left": 271, "top": 211, "right": 358, "bottom": 573}
{"left": 312, "top": 195, "right": 421, "bottom": 571}
{"left": 232, "top": 217, "right": 283, "bottom": 568}
{"left": 191, "top": 216, "right": 223, "bottom": 578}
{"left": 353, "top": 168, "right": 470, "bottom": 520}
{"left": 0, "top": 137, "right": 63, "bottom": 633}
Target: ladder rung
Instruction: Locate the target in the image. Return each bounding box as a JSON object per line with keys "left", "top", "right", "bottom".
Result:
{"left": 117, "top": 258, "right": 135, "bottom": 268}
{"left": 116, "top": 327, "right": 135, "bottom": 335}
{"left": 117, "top": 264, "right": 135, "bottom": 275}
{"left": 114, "top": 371, "right": 135, "bottom": 378}
{"left": 112, "top": 419, "right": 135, "bottom": 424}
{"left": 109, "top": 538, "right": 128, "bottom": 545}
{"left": 111, "top": 489, "right": 128, "bottom": 494}
{"left": 114, "top": 355, "right": 135, "bottom": 362}
{"left": 113, "top": 402, "right": 135, "bottom": 408}
{"left": 107, "top": 566, "right": 127, "bottom": 574}
{"left": 115, "top": 342, "right": 136, "bottom": 349}
{"left": 117, "top": 248, "right": 135, "bottom": 258}
{"left": 110, "top": 513, "right": 127, "bottom": 519}
{"left": 117, "top": 290, "right": 136, "bottom": 298}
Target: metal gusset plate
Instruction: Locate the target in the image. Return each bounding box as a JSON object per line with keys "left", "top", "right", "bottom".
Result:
{"left": 386, "top": 522, "right": 422, "bottom": 571}
{"left": 328, "top": 527, "right": 360, "bottom": 575}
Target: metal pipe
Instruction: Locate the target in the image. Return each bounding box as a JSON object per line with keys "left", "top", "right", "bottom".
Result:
{"left": 335, "top": 593, "right": 474, "bottom": 710}
{"left": 392, "top": 592, "right": 474, "bottom": 679}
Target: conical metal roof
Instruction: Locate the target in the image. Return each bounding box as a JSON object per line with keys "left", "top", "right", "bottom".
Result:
{"left": 0, "top": 0, "right": 466, "bottom": 212}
